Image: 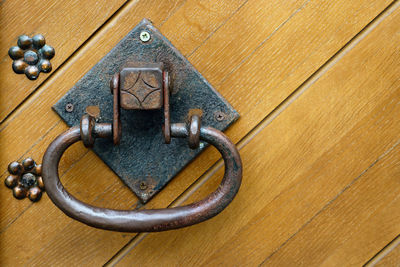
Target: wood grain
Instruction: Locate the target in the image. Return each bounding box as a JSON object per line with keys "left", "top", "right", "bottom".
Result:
{"left": 0, "top": 0, "right": 396, "bottom": 265}
{"left": 373, "top": 236, "right": 400, "bottom": 267}
{"left": 116, "top": 4, "right": 400, "bottom": 265}
{"left": 263, "top": 144, "right": 400, "bottom": 266}
{"left": 0, "top": 0, "right": 127, "bottom": 122}
{"left": 0, "top": 0, "right": 248, "bottom": 265}
{"left": 0, "top": 0, "right": 191, "bottom": 231}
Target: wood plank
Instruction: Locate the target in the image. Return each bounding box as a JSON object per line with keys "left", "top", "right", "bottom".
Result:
{"left": 2, "top": 153, "right": 138, "bottom": 266}
{"left": 372, "top": 236, "right": 400, "bottom": 266}
{"left": 0, "top": 0, "right": 304, "bottom": 233}
{"left": 0, "top": 122, "right": 88, "bottom": 231}
{"left": 116, "top": 4, "right": 400, "bottom": 265}
{"left": 0, "top": 0, "right": 250, "bottom": 232}
{"left": 0, "top": 0, "right": 393, "bottom": 265}
{"left": 0, "top": 0, "right": 127, "bottom": 121}
{"left": 107, "top": 0, "right": 395, "bottom": 212}
{"left": 0, "top": 0, "right": 191, "bottom": 232}
{"left": 263, "top": 145, "right": 400, "bottom": 266}
{"left": 0, "top": 0, "right": 247, "bottom": 265}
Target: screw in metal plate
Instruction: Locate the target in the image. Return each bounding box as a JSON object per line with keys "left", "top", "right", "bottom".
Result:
{"left": 199, "top": 142, "right": 205, "bottom": 149}
{"left": 214, "top": 111, "right": 226, "bottom": 122}
{"left": 139, "top": 182, "right": 148, "bottom": 190}
{"left": 139, "top": 31, "right": 151, "bottom": 42}
{"left": 65, "top": 103, "right": 74, "bottom": 113}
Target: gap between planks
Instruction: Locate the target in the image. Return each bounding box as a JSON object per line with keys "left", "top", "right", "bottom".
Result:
{"left": 0, "top": 0, "right": 132, "bottom": 126}
{"left": 0, "top": 0, "right": 239, "bottom": 240}
{"left": 104, "top": 0, "right": 400, "bottom": 265}
{"left": 364, "top": 235, "right": 400, "bottom": 266}
{"left": 260, "top": 138, "right": 400, "bottom": 266}
{"left": 0, "top": 120, "right": 63, "bottom": 233}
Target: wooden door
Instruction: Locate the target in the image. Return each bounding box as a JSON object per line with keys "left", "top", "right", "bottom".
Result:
{"left": 1, "top": 0, "right": 399, "bottom": 265}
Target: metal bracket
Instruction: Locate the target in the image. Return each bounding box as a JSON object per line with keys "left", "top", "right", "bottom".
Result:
{"left": 53, "top": 19, "right": 239, "bottom": 203}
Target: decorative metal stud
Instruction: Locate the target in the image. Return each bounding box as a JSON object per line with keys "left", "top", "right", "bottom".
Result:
{"left": 4, "top": 158, "right": 45, "bottom": 202}
{"left": 8, "top": 34, "right": 55, "bottom": 80}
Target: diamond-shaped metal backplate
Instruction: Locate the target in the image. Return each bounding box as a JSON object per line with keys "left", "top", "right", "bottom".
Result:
{"left": 53, "top": 19, "right": 239, "bottom": 203}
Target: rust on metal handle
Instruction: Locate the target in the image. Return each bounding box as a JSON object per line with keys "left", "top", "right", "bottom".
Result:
{"left": 42, "top": 117, "right": 242, "bottom": 232}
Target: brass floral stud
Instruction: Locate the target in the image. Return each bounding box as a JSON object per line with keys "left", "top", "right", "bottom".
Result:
{"left": 4, "top": 158, "right": 44, "bottom": 202}
{"left": 8, "top": 34, "right": 55, "bottom": 80}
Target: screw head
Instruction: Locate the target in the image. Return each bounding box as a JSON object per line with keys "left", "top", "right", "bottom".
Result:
{"left": 65, "top": 103, "right": 74, "bottom": 112}
{"left": 139, "top": 182, "right": 148, "bottom": 190}
{"left": 199, "top": 142, "right": 205, "bottom": 149}
{"left": 139, "top": 31, "right": 151, "bottom": 42}
{"left": 214, "top": 111, "right": 226, "bottom": 122}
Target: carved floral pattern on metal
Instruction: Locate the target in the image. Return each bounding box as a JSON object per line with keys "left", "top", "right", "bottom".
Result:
{"left": 4, "top": 158, "right": 44, "bottom": 202}
{"left": 8, "top": 34, "right": 55, "bottom": 80}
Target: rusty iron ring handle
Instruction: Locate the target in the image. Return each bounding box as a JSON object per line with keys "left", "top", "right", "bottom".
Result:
{"left": 42, "top": 120, "right": 242, "bottom": 232}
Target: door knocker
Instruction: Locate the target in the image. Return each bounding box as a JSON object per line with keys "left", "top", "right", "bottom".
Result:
{"left": 13, "top": 19, "right": 243, "bottom": 232}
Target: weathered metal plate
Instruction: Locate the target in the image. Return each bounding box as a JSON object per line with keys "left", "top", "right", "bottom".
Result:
{"left": 53, "top": 19, "right": 239, "bottom": 203}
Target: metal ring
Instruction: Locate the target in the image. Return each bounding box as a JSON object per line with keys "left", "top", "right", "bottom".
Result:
{"left": 80, "top": 114, "right": 96, "bottom": 148}
{"left": 42, "top": 123, "right": 242, "bottom": 232}
{"left": 188, "top": 114, "right": 201, "bottom": 149}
